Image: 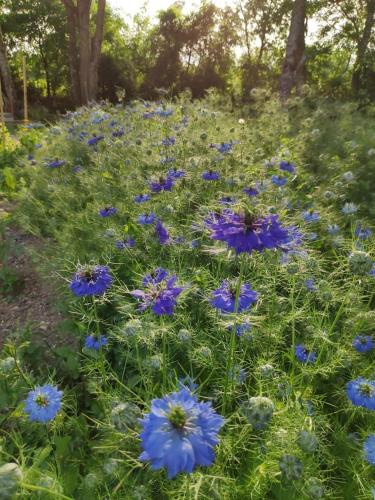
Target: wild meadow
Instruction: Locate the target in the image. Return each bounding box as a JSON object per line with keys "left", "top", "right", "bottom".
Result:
{"left": 1, "top": 92, "right": 375, "bottom": 499}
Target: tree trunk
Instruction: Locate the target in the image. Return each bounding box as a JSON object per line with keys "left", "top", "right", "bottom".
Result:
{"left": 77, "top": 0, "right": 91, "bottom": 105}
{"left": 88, "top": 0, "right": 106, "bottom": 101}
{"left": 279, "top": 0, "right": 306, "bottom": 101}
{"left": 62, "top": 0, "right": 81, "bottom": 105}
{"left": 0, "top": 25, "right": 14, "bottom": 115}
{"left": 352, "top": 0, "right": 375, "bottom": 93}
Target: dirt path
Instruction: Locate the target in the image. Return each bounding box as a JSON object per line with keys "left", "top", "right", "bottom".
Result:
{"left": 0, "top": 202, "right": 66, "bottom": 349}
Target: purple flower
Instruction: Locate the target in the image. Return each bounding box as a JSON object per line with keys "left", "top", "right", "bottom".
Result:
{"left": 219, "top": 196, "right": 236, "bottom": 205}
{"left": 304, "top": 278, "right": 316, "bottom": 291}
{"left": 150, "top": 176, "right": 174, "bottom": 193}
{"left": 271, "top": 175, "right": 287, "bottom": 187}
{"left": 167, "top": 168, "right": 185, "bottom": 179}
{"left": 156, "top": 219, "right": 170, "bottom": 244}
{"left": 115, "top": 237, "right": 135, "bottom": 249}
{"left": 295, "top": 344, "right": 316, "bottom": 364}
{"left": 99, "top": 206, "right": 117, "bottom": 217}
{"left": 47, "top": 159, "right": 65, "bottom": 168}
{"left": 84, "top": 334, "right": 108, "bottom": 350}
{"left": 205, "top": 210, "right": 294, "bottom": 255}
{"left": 352, "top": 335, "right": 374, "bottom": 353}
{"left": 69, "top": 265, "right": 113, "bottom": 297}
{"left": 202, "top": 170, "right": 220, "bottom": 181}
{"left": 355, "top": 225, "right": 372, "bottom": 240}
{"left": 161, "top": 137, "right": 176, "bottom": 147}
{"left": 87, "top": 134, "right": 104, "bottom": 146}
{"left": 112, "top": 129, "right": 124, "bottom": 138}
{"left": 211, "top": 141, "right": 237, "bottom": 155}
{"left": 138, "top": 213, "right": 156, "bottom": 225}
{"left": 279, "top": 161, "right": 296, "bottom": 173}
{"left": 243, "top": 187, "right": 259, "bottom": 197}
{"left": 130, "top": 268, "right": 183, "bottom": 316}
{"left": 210, "top": 281, "right": 258, "bottom": 314}
{"left": 134, "top": 194, "right": 151, "bottom": 203}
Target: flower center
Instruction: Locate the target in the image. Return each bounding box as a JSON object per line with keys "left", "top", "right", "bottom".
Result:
{"left": 168, "top": 405, "right": 187, "bottom": 429}
{"left": 360, "top": 383, "right": 374, "bottom": 397}
{"left": 35, "top": 394, "right": 49, "bottom": 407}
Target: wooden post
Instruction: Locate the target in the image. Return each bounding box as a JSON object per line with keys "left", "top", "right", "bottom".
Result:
{"left": 23, "top": 55, "right": 28, "bottom": 124}
{"left": 0, "top": 76, "right": 5, "bottom": 149}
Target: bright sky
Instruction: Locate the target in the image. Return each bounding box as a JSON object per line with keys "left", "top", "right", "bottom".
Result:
{"left": 108, "top": 0, "right": 232, "bottom": 20}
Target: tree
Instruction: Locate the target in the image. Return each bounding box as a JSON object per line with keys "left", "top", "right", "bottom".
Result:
{"left": 0, "top": 24, "right": 14, "bottom": 114}
{"left": 352, "top": 0, "right": 375, "bottom": 92}
{"left": 61, "top": 0, "right": 106, "bottom": 104}
{"left": 280, "top": 0, "right": 307, "bottom": 100}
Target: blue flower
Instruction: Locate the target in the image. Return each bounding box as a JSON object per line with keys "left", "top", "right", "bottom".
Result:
{"left": 150, "top": 177, "right": 174, "bottom": 193}
{"left": 295, "top": 344, "right": 316, "bottom": 364}
{"left": 134, "top": 194, "right": 151, "bottom": 203}
{"left": 210, "top": 281, "right": 258, "bottom": 314}
{"left": 138, "top": 213, "right": 156, "bottom": 225}
{"left": 341, "top": 202, "right": 358, "bottom": 215}
{"left": 302, "top": 211, "right": 320, "bottom": 223}
{"left": 211, "top": 141, "right": 237, "bottom": 155}
{"left": 364, "top": 435, "right": 375, "bottom": 465}
{"left": 87, "top": 134, "right": 104, "bottom": 146}
{"left": 202, "top": 170, "right": 220, "bottom": 181}
{"left": 161, "top": 137, "right": 176, "bottom": 147}
{"left": 155, "top": 107, "right": 173, "bottom": 117}
{"left": 156, "top": 219, "right": 170, "bottom": 244}
{"left": 271, "top": 175, "right": 287, "bottom": 187}
{"left": 228, "top": 322, "right": 252, "bottom": 337}
{"left": 352, "top": 335, "right": 374, "bottom": 353}
{"left": 167, "top": 168, "right": 185, "bottom": 179}
{"left": 304, "top": 278, "right": 316, "bottom": 291}
{"left": 112, "top": 129, "right": 124, "bottom": 138}
{"left": 70, "top": 265, "right": 113, "bottom": 297}
{"left": 346, "top": 378, "right": 375, "bottom": 410}
{"left": 84, "top": 334, "right": 108, "bottom": 350}
{"left": 219, "top": 196, "right": 236, "bottom": 205}
{"left": 279, "top": 161, "right": 296, "bottom": 173}
{"left": 99, "top": 206, "right": 117, "bottom": 217}
{"left": 24, "top": 384, "right": 62, "bottom": 423}
{"left": 130, "top": 268, "right": 183, "bottom": 316}
{"left": 355, "top": 225, "right": 372, "bottom": 240}
{"left": 205, "top": 210, "right": 295, "bottom": 255}
{"left": 139, "top": 388, "right": 224, "bottom": 478}
{"left": 327, "top": 224, "right": 340, "bottom": 235}
{"left": 47, "top": 159, "right": 65, "bottom": 168}
{"left": 243, "top": 186, "right": 259, "bottom": 197}
{"left": 115, "top": 237, "right": 135, "bottom": 249}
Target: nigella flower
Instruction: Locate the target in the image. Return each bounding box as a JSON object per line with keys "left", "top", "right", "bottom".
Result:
{"left": 112, "top": 129, "right": 124, "bottom": 138}
{"left": 279, "top": 160, "right": 296, "bottom": 173}
{"left": 228, "top": 322, "right": 252, "bottom": 338}
{"left": 139, "top": 388, "right": 224, "bottom": 478}
{"left": 130, "top": 268, "right": 183, "bottom": 315}
{"left": 219, "top": 196, "right": 236, "bottom": 205}
{"left": 24, "top": 384, "right": 62, "bottom": 423}
{"left": 47, "top": 158, "right": 65, "bottom": 168}
{"left": 364, "top": 435, "right": 375, "bottom": 464}
{"left": 304, "top": 278, "right": 316, "bottom": 291}
{"left": 295, "top": 344, "right": 316, "bottom": 364}
{"left": 84, "top": 334, "right": 108, "bottom": 350}
{"left": 327, "top": 224, "right": 340, "bottom": 235}
{"left": 355, "top": 225, "right": 372, "bottom": 240}
{"left": 70, "top": 265, "right": 113, "bottom": 297}
{"left": 341, "top": 202, "right": 358, "bottom": 215}
{"left": 99, "top": 206, "right": 117, "bottom": 217}
{"left": 302, "top": 210, "right": 320, "bottom": 223}
{"left": 271, "top": 175, "right": 287, "bottom": 187}
{"left": 138, "top": 213, "right": 156, "bottom": 225}
{"left": 346, "top": 377, "right": 375, "bottom": 410}
{"left": 155, "top": 107, "right": 173, "bottom": 117}
{"left": 205, "top": 210, "right": 293, "bottom": 255}
{"left": 202, "top": 170, "right": 220, "bottom": 181}
{"left": 211, "top": 141, "right": 238, "bottom": 155}
{"left": 155, "top": 219, "right": 170, "bottom": 244}
{"left": 150, "top": 176, "right": 174, "bottom": 193}
{"left": 167, "top": 167, "right": 185, "bottom": 179}
{"left": 161, "top": 137, "right": 176, "bottom": 147}
{"left": 160, "top": 157, "right": 176, "bottom": 165}
{"left": 134, "top": 194, "right": 151, "bottom": 203}
{"left": 115, "top": 237, "right": 135, "bottom": 249}
{"left": 87, "top": 134, "right": 104, "bottom": 146}
{"left": 352, "top": 335, "right": 374, "bottom": 353}
{"left": 210, "top": 280, "right": 258, "bottom": 314}
{"left": 178, "top": 376, "right": 198, "bottom": 392}
{"left": 243, "top": 186, "right": 259, "bottom": 197}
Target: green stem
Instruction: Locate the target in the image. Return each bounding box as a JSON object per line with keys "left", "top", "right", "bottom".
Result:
{"left": 223, "top": 256, "right": 245, "bottom": 413}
